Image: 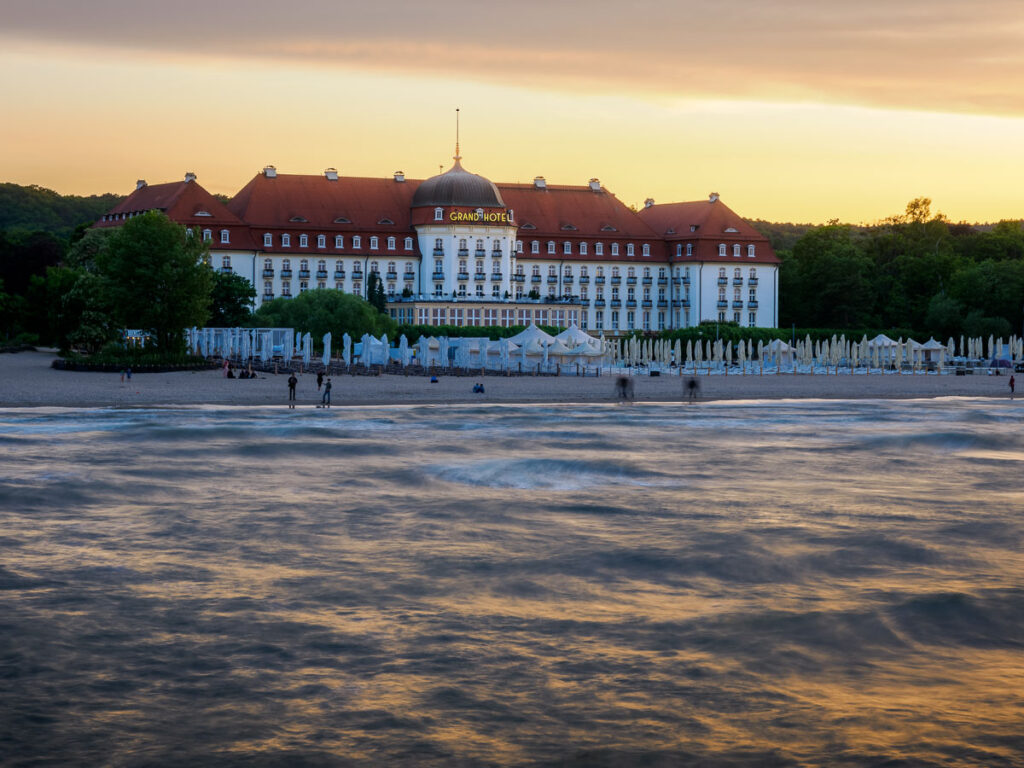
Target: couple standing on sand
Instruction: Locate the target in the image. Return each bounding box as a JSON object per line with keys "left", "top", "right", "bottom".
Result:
{"left": 287, "top": 372, "right": 331, "bottom": 407}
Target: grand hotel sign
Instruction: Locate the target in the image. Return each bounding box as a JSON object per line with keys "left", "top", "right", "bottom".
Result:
{"left": 449, "top": 209, "right": 513, "bottom": 224}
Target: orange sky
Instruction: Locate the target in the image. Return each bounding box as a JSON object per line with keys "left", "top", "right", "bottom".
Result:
{"left": 2, "top": 0, "right": 1023, "bottom": 224}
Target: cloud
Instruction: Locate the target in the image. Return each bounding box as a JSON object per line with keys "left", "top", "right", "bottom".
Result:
{"left": 3, "top": 0, "right": 1024, "bottom": 114}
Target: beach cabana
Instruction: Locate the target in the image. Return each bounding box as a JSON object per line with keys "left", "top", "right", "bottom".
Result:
{"left": 507, "top": 323, "right": 556, "bottom": 346}
{"left": 554, "top": 324, "right": 598, "bottom": 347}
{"left": 920, "top": 338, "right": 946, "bottom": 366}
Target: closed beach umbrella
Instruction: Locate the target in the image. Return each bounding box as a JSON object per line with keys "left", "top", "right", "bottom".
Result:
{"left": 322, "top": 332, "right": 331, "bottom": 367}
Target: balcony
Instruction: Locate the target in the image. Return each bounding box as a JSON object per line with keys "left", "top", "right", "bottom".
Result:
{"left": 433, "top": 249, "right": 444, "bottom": 257}
{"left": 732, "top": 300, "right": 744, "bottom": 309}
{"left": 547, "top": 275, "right": 559, "bottom": 284}
{"left": 748, "top": 300, "right": 759, "bottom": 309}
{"left": 334, "top": 270, "right": 345, "bottom": 279}
{"left": 474, "top": 273, "right": 487, "bottom": 281}
{"left": 717, "top": 277, "right": 728, "bottom": 286}
{"left": 490, "top": 272, "right": 502, "bottom": 280}
{"left": 531, "top": 275, "right": 542, "bottom": 283}
{"left": 627, "top": 277, "right": 637, "bottom": 285}
{"left": 627, "top": 300, "right": 638, "bottom": 308}
{"left": 513, "top": 274, "right": 525, "bottom": 282}
{"left": 748, "top": 277, "right": 759, "bottom": 286}
{"left": 432, "top": 272, "right": 445, "bottom": 281}
{"left": 594, "top": 299, "right": 606, "bottom": 308}
{"left": 610, "top": 299, "right": 622, "bottom": 308}
{"left": 281, "top": 291, "right": 292, "bottom": 298}
{"left": 298, "top": 269, "right": 310, "bottom": 278}
{"left": 457, "top": 249, "right": 469, "bottom": 258}
{"left": 262, "top": 292, "right": 274, "bottom": 301}
{"left": 594, "top": 277, "right": 605, "bottom": 285}
{"left": 642, "top": 276, "right": 652, "bottom": 285}
{"left": 220, "top": 266, "right": 233, "bottom": 274}
{"left": 457, "top": 272, "right": 470, "bottom": 281}
{"left": 562, "top": 275, "right": 574, "bottom": 283}
{"left": 386, "top": 272, "right": 398, "bottom": 280}
{"left": 717, "top": 299, "right": 728, "bottom": 308}
{"left": 578, "top": 276, "right": 589, "bottom": 284}
{"left": 316, "top": 270, "right": 328, "bottom": 279}
{"left": 351, "top": 272, "right": 364, "bottom": 281}
{"left": 262, "top": 269, "right": 275, "bottom": 278}
{"left": 657, "top": 299, "right": 668, "bottom": 308}
{"left": 610, "top": 276, "right": 621, "bottom": 285}
{"left": 641, "top": 300, "right": 652, "bottom": 308}
{"left": 280, "top": 269, "right": 292, "bottom": 278}
{"left": 681, "top": 299, "right": 691, "bottom": 308}
{"left": 404, "top": 272, "right": 416, "bottom": 281}
{"left": 733, "top": 278, "right": 744, "bottom": 286}
{"left": 474, "top": 250, "right": 486, "bottom": 258}
{"left": 657, "top": 277, "right": 668, "bottom": 285}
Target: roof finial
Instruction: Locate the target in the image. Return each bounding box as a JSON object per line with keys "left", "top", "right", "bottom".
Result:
{"left": 454, "top": 108, "right": 461, "bottom": 163}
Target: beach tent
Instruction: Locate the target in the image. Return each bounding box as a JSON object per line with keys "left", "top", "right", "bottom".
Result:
{"left": 554, "top": 324, "right": 597, "bottom": 347}
{"left": 507, "top": 323, "right": 556, "bottom": 346}
{"left": 920, "top": 338, "right": 946, "bottom": 365}
{"left": 766, "top": 339, "right": 794, "bottom": 366}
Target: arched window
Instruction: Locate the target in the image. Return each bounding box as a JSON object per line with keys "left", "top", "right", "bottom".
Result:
{"left": 335, "top": 235, "right": 344, "bottom": 248}
{"left": 220, "top": 229, "right": 230, "bottom": 244}
{"left": 387, "top": 236, "right": 396, "bottom": 250}
{"left": 734, "top": 267, "right": 741, "bottom": 278}
{"left": 335, "top": 260, "right": 344, "bottom": 272}
{"left": 626, "top": 243, "right": 635, "bottom": 257}
{"left": 612, "top": 267, "right": 620, "bottom": 277}
{"left": 563, "top": 265, "right": 572, "bottom": 277}
{"left": 299, "top": 234, "right": 308, "bottom": 247}
{"left": 282, "top": 234, "right": 291, "bottom": 247}
{"left": 643, "top": 267, "right": 651, "bottom": 277}
{"left": 221, "top": 256, "right": 231, "bottom": 269}
{"left": 370, "top": 236, "right": 379, "bottom": 250}
{"left": 642, "top": 243, "right": 650, "bottom": 256}
{"left": 475, "top": 239, "right": 484, "bottom": 252}
{"left": 686, "top": 243, "right": 693, "bottom": 257}
{"left": 595, "top": 242, "right": 604, "bottom": 256}
{"left": 264, "top": 258, "right": 272, "bottom": 270}
{"left": 580, "top": 266, "right": 589, "bottom": 277}
{"left": 563, "top": 241, "right": 572, "bottom": 254}
{"left": 718, "top": 267, "right": 726, "bottom": 277}
{"left": 317, "top": 234, "right": 326, "bottom": 248}
{"left": 434, "top": 207, "right": 443, "bottom": 221}
{"left": 748, "top": 244, "right": 756, "bottom": 257}
{"left": 404, "top": 237, "right": 413, "bottom": 250}
{"left": 611, "top": 243, "right": 619, "bottom": 256}
{"left": 676, "top": 244, "right": 682, "bottom": 257}
{"left": 352, "top": 235, "right": 361, "bottom": 249}
{"left": 547, "top": 241, "right": 555, "bottom": 254}
{"left": 733, "top": 244, "right": 741, "bottom": 257}
{"left": 370, "top": 261, "right": 379, "bottom": 273}
{"left": 318, "top": 260, "right": 326, "bottom": 271}
{"left": 531, "top": 240, "right": 539, "bottom": 254}
{"left": 749, "top": 268, "right": 757, "bottom": 278}
{"left": 202, "top": 229, "right": 212, "bottom": 242}
{"left": 282, "top": 259, "right": 291, "bottom": 271}
{"left": 387, "top": 261, "right": 396, "bottom": 274}
{"left": 300, "top": 259, "right": 309, "bottom": 271}
{"left": 459, "top": 238, "right": 467, "bottom": 251}
{"left": 263, "top": 233, "right": 272, "bottom": 247}
{"left": 627, "top": 267, "right": 635, "bottom": 278}
{"left": 596, "top": 266, "right": 604, "bottom": 277}
{"left": 579, "top": 242, "right": 587, "bottom": 255}
{"left": 548, "top": 265, "right": 557, "bottom": 276}
{"left": 532, "top": 265, "right": 540, "bottom": 276}
{"left": 718, "top": 243, "right": 727, "bottom": 257}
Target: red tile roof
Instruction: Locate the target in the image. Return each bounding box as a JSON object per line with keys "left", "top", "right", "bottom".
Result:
{"left": 638, "top": 199, "right": 779, "bottom": 264}
{"left": 499, "top": 183, "right": 659, "bottom": 241}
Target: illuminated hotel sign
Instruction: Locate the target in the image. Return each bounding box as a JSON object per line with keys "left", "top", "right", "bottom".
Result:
{"left": 449, "top": 210, "right": 512, "bottom": 224}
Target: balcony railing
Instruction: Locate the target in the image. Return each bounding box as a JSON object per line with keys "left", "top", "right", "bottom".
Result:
{"left": 748, "top": 300, "right": 759, "bottom": 309}
{"left": 433, "top": 249, "right": 444, "bottom": 257}
{"left": 733, "top": 278, "right": 743, "bottom": 285}
{"left": 732, "top": 300, "right": 744, "bottom": 309}
{"left": 298, "top": 270, "right": 310, "bottom": 278}
{"left": 610, "top": 299, "right": 622, "bottom": 308}
{"left": 262, "top": 269, "right": 274, "bottom": 278}
{"left": 748, "top": 278, "right": 759, "bottom": 286}
{"left": 316, "top": 270, "right": 328, "bottom": 279}
{"left": 351, "top": 272, "right": 363, "bottom": 280}
{"left": 220, "top": 267, "right": 233, "bottom": 274}
{"left": 432, "top": 272, "right": 445, "bottom": 281}
{"left": 594, "top": 277, "right": 605, "bottom": 285}
{"left": 657, "top": 299, "right": 668, "bottom": 308}
{"left": 641, "top": 300, "right": 652, "bottom": 308}
{"left": 627, "top": 300, "right": 638, "bottom": 308}
{"left": 657, "top": 277, "right": 668, "bottom": 285}
{"left": 642, "top": 277, "right": 652, "bottom": 285}
{"left": 531, "top": 275, "right": 542, "bottom": 283}
{"left": 457, "top": 273, "right": 470, "bottom": 281}
{"left": 717, "top": 277, "right": 728, "bottom": 285}
{"left": 610, "top": 276, "right": 621, "bottom": 285}
{"left": 404, "top": 272, "right": 416, "bottom": 281}
{"left": 547, "top": 276, "right": 559, "bottom": 283}
{"left": 474, "top": 273, "right": 486, "bottom": 281}
{"left": 474, "top": 250, "right": 486, "bottom": 258}
{"left": 262, "top": 293, "right": 274, "bottom": 301}
{"left": 627, "top": 277, "right": 637, "bottom": 285}
{"left": 717, "top": 300, "right": 728, "bottom": 308}
{"left": 386, "top": 272, "right": 398, "bottom": 280}
{"left": 562, "top": 275, "right": 574, "bottom": 283}
{"left": 457, "top": 249, "right": 469, "bottom": 257}
{"left": 334, "top": 271, "right": 345, "bottom": 279}
{"left": 513, "top": 274, "right": 525, "bottom": 282}
{"left": 280, "top": 269, "right": 292, "bottom": 278}
{"left": 594, "top": 299, "right": 606, "bottom": 308}
{"left": 490, "top": 272, "right": 502, "bottom": 280}
{"left": 578, "top": 276, "right": 589, "bottom": 284}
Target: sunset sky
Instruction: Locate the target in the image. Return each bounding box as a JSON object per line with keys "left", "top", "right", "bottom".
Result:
{"left": 2, "top": 0, "right": 1023, "bottom": 223}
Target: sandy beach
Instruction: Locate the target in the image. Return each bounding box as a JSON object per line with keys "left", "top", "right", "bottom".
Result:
{"left": 0, "top": 350, "right": 1018, "bottom": 408}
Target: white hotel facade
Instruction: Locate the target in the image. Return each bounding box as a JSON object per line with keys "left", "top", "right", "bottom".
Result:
{"left": 98, "top": 156, "right": 779, "bottom": 334}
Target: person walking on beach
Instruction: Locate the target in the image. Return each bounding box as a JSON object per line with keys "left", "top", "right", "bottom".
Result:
{"left": 685, "top": 377, "right": 699, "bottom": 402}
{"left": 1010, "top": 375, "right": 1015, "bottom": 399}
{"left": 287, "top": 373, "right": 298, "bottom": 408}
{"left": 321, "top": 377, "right": 332, "bottom": 407}
{"left": 316, "top": 371, "right": 324, "bottom": 391}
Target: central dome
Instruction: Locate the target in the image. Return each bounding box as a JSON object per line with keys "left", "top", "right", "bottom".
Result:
{"left": 412, "top": 159, "right": 505, "bottom": 208}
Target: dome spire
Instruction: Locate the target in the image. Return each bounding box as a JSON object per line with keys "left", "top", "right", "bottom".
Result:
{"left": 453, "top": 108, "right": 462, "bottom": 164}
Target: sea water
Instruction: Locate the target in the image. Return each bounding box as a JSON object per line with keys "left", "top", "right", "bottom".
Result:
{"left": 1, "top": 400, "right": 1022, "bottom": 766}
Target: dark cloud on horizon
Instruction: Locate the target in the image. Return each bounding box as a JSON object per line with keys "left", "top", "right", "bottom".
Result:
{"left": 4, "top": 0, "right": 1024, "bottom": 114}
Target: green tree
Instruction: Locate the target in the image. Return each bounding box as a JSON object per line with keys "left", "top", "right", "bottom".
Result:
{"left": 250, "top": 289, "right": 395, "bottom": 343}
{"left": 366, "top": 271, "right": 387, "bottom": 314}
{"left": 209, "top": 270, "right": 256, "bottom": 326}
{"left": 923, "top": 293, "right": 963, "bottom": 340}
{"left": 96, "top": 212, "right": 212, "bottom": 353}
{"left": 783, "top": 224, "right": 873, "bottom": 327}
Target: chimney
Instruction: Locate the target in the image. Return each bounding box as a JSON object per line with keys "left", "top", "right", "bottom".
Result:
{"left": 709, "top": 192, "right": 719, "bottom": 203}
{"left": 394, "top": 170, "right": 405, "bottom": 182}
{"left": 263, "top": 165, "right": 277, "bottom": 178}
{"left": 184, "top": 172, "right": 197, "bottom": 183}
{"left": 136, "top": 179, "right": 147, "bottom": 190}
{"left": 644, "top": 198, "right": 655, "bottom": 209}
{"left": 533, "top": 176, "right": 546, "bottom": 189}
{"left": 589, "top": 178, "right": 601, "bottom": 192}
{"left": 324, "top": 167, "right": 339, "bottom": 181}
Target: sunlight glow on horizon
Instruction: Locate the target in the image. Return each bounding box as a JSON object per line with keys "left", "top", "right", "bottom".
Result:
{"left": 2, "top": 37, "right": 1023, "bottom": 226}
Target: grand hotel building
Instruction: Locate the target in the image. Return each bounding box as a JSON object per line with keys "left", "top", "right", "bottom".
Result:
{"left": 98, "top": 156, "right": 779, "bottom": 334}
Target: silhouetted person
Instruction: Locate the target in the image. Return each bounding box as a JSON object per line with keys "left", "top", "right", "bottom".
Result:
{"left": 287, "top": 373, "right": 298, "bottom": 408}
{"left": 686, "top": 377, "right": 699, "bottom": 402}
{"left": 321, "top": 377, "right": 332, "bottom": 407}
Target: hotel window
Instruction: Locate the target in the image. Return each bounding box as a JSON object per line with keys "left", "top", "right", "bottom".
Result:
{"left": 595, "top": 311, "right": 604, "bottom": 330}
{"left": 643, "top": 267, "right": 651, "bottom": 278}
{"left": 719, "top": 267, "right": 726, "bottom": 277}
{"left": 434, "top": 259, "right": 442, "bottom": 273}
{"left": 370, "top": 261, "right": 379, "bottom": 274}
{"left": 263, "top": 281, "right": 272, "bottom": 294}
{"left": 580, "top": 242, "right": 587, "bottom": 255}
{"left": 611, "top": 243, "right": 619, "bottom": 256}
{"left": 734, "top": 287, "right": 741, "bottom": 300}
{"left": 264, "top": 258, "right": 272, "bottom": 270}
{"left": 547, "top": 241, "right": 556, "bottom": 254}
{"left": 263, "top": 233, "right": 272, "bottom": 247}
{"left": 299, "top": 234, "right": 308, "bottom": 247}
{"left": 300, "top": 281, "right": 309, "bottom": 293}
{"left": 300, "top": 259, "right": 309, "bottom": 272}
{"left": 318, "top": 259, "right": 327, "bottom": 272}
{"left": 595, "top": 242, "right": 604, "bottom": 256}
{"left": 459, "top": 238, "right": 467, "bottom": 251}
{"left": 335, "top": 235, "right": 344, "bottom": 248}
{"left": 405, "top": 261, "right": 414, "bottom": 273}
{"left": 317, "top": 234, "right": 326, "bottom": 248}
{"left": 405, "top": 237, "right": 413, "bottom": 250}
{"left": 335, "top": 281, "right": 343, "bottom": 291}
{"left": 627, "top": 243, "right": 635, "bottom": 256}
{"left": 220, "top": 229, "right": 230, "bottom": 244}
{"left": 475, "top": 238, "right": 484, "bottom": 252}
{"left": 563, "top": 241, "right": 572, "bottom": 255}
{"left": 718, "top": 243, "right": 726, "bottom": 257}
{"left": 282, "top": 259, "right": 291, "bottom": 271}
{"left": 282, "top": 234, "right": 291, "bottom": 247}
{"left": 686, "top": 243, "right": 693, "bottom": 257}
{"left": 476, "top": 259, "right": 484, "bottom": 272}
{"left": 612, "top": 267, "right": 620, "bottom": 277}
{"left": 353, "top": 236, "right": 361, "bottom": 249}
{"left": 548, "top": 265, "right": 557, "bottom": 276}
{"left": 531, "top": 240, "right": 539, "bottom": 254}
{"left": 563, "top": 266, "right": 572, "bottom": 277}
{"left": 749, "top": 287, "right": 757, "bottom": 301}
{"left": 734, "top": 267, "right": 741, "bottom": 279}
{"left": 749, "top": 313, "right": 757, "bottom": 327}
{"left": 516, "top": 240, "right": 523, "bottom": 253}
{"left": 202, "top": 229, "right": 212, "bottom": 242}
{"left": 370, "top": 236, "right": 379, "bottom": 250}
{"left": 748, "top": 244, "right": 756, "bottom": 257}
{"left": 532, "top": 265, "right": 540, "bottom": 277}
{"left": 750, "top": 268, "right": 757, "bottom": 279}
{"left": 387, "top": 236, "right": 396, "bottom": 250}
{"left": 221, "top": 256, "right": 231, "bottom": 270}
{"left": 434, "top": 207, "right": 443, "bottom": 221}
{"left": 458, "top": 259, "right": 467, "bottom": 273}
{"left": 335, "top": 259, "right": 344, "bottom": 272}
{"left": 642, "top": 244, "right": 650, "bottom": 256}
{"left": 492, "top": 285, "right": 500, "bottom": 297}
{"left": 718, "top": 287, "right": 726, "bottom": 301}
{"left": 627, "top": 267, "right": 635, "bottom": 278}
{"left": 676, "top": 244, "right": 682, "bottom": 257}
{"left": 282, "top": 281, "right": 291, "bottom": 296}
{"left": 596, "top": 266, "right": 604, "bottom": 277}
{"left": 733, "top": 244, "right": 741, "bottom": 257}
{"left": 580, "top": 266, "right": 588, "bottom": 277}
{"left": 658, "top": 267, "right": 666, "bottom": 278}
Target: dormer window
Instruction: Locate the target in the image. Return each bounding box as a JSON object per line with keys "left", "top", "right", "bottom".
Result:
{"left": 642, "top": 244, "right": 650, "bottom": 256}
{"left": 676, "top": 244, "right": 682, "bottom": 257}
{"left": 580, "top": 242, "right": 588, "bottom": 255}
{"left": 733, "top": 244, "right": 741, "bottom": 257}
{"left": 521, "top": 222, "right": 536, "bottom": 230}
{"left": 531, "top": 241, "right": 539, "bottom": 254}
{"left": 335, "top": 235, "right": 344, "bottom": 248}
{"left": 378, "top": 218, "right": 394, "bottom": 226}
{"left": 561, "top": 223, "right": 577, "bottom": 231}
{"left": 563, "top": 241, "right": 572, "bottom": 255}
{"left": 290, "top": 216, "right": 308, "bottom": 223}
{"left": 690, "top": 225, "right": 697, "bottom": 232}
{"left": 333, "top": 216, "right": 351, "bottom": 224}
{"left": 718, "top": 243, "right": 726, "bottom": 257}
{"left": 370, "top": 236, "right": 379, "bottom": 250}
{"left": 195, "top": 210, "right": 212, "bottom": 217}
{"left": 595, "top": 242, "right": 604, "bottom": 256}
{"left": 547, "top": 241, "right": 556, "bottom": 254}
{"left": 202, "top": 229, "right": 212, "bottom": 242}
{"left": 220, "top": 230, "right": 230, "bottom": 244}
{"left": 601, "top": 224, "right": 617, "bottom": 232}
{"left": 748, "top": 244, "right": 756, "bottom": 257}
{"left": 387, "top": 236, "right": 396, "bottom": 250}
{"left": 352, "top": 236, "right": 361, "bottom": 249}
{"left": 686, "top": 243, "right": 693, "bottom": 256}
{"left": 282, "top": 234, "right": 291, "bottom": 247}
{"left": 404, "top": 237, "right": 413, "bottom": 250}
{"left": 434, "top": 207, "right": 443, "bottom": 221}
{"left": 297, "top": 234, "right": 307, "bottom": 247}
{"left": 516, "top": 240, "right": 523, "bottom": 254}
{"left": 611, "top": 243, "right": 619, "bottom": 256}
{"left": 626, "top": 243, "right": 635, "bottom": 257}
{"left": 725, "top": 227, "right": 739, "bottom": 233}
{"left": 317, "top": 234, "right": 326, "bottom": 248}
{"left": 263, "top": 233, "right": 272, "bottom": 247}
